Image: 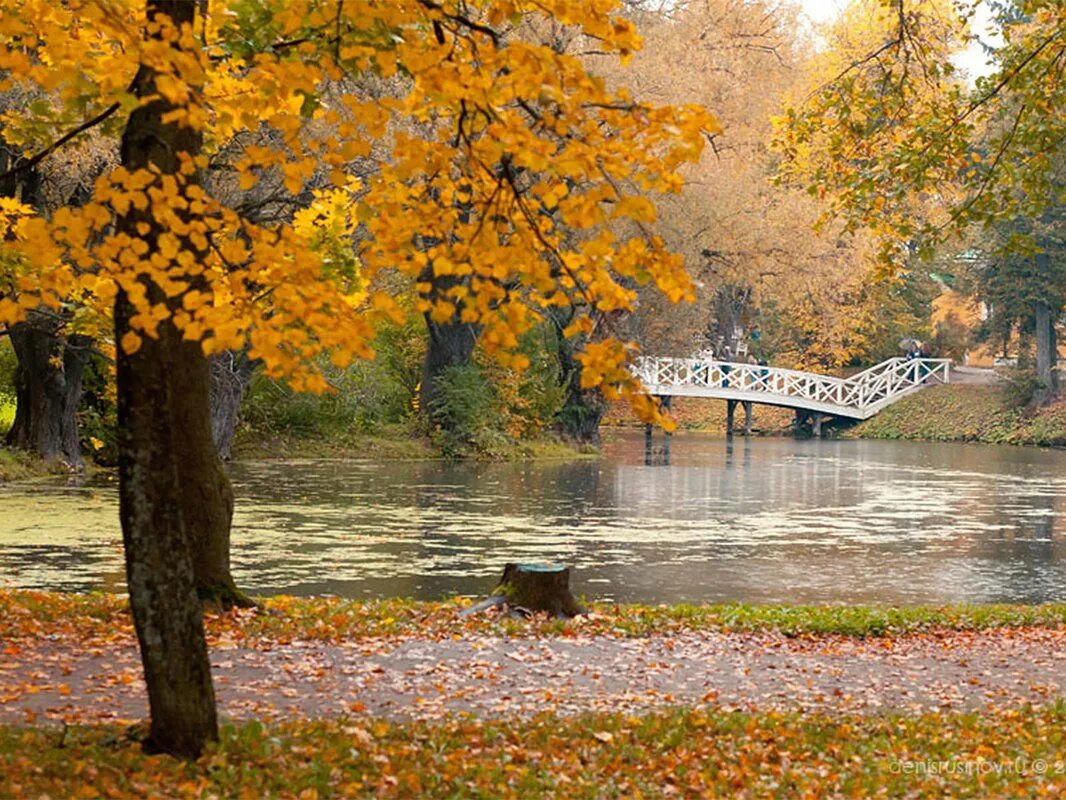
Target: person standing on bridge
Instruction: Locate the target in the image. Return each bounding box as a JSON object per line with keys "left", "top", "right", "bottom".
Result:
{"left": 918, "top": 342, "right": 932, "bottom": 380}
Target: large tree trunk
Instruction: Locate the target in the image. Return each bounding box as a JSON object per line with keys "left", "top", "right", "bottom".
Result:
{"left": 115, "top": 0, "right": 218, "bottom": 758}
{"left": 0, "top": 136, "right": 92, "bottom": 467}
{"left": 177, "top": 346, "right": 253, "bottom": 609}
{"left": 209, "top": 350, "right": 255, "bottom": 461}
{"left": 116, "top": 297, "right": 218, "bottom": 758}
{"left": 5, "top": 313, "right": 90, "bottom": 467}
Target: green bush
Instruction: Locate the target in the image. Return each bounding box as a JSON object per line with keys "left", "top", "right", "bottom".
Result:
{"left": 243, "top": 359, "right": 412, "bottom": 435}
{"left": 241, "top": 319, "right": 424, "bottom": 438}
{"left": 427, "top": 363, "right": 510, "bottom": 458}
{"left": 492, "top": 326, "right": 566, "bottom": 438}
{"left": 1000, "top": 364, "right": 1042, "bottom": 408}
{"left": 0, "top": 340, "right": 16, "bottom": 438}
{"left": 77, "top": 353, "right": 118, "bottom": 464}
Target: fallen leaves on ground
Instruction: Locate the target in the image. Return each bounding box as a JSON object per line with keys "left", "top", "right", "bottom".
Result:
{"left": 4, "top": 589, "right": 1066, "bottom": 646}
{"left": 1, "top": 591, "right": 1064, "bottom": 728}
{"left": 3, "top": 591, "right": 1065, "bottom": 797}
{"left": 3, "top": 706, "right": 1066, "bottom": 798}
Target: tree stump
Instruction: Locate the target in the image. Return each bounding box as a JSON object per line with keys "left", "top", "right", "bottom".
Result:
{"left": 462, "top": 563, "right": 587, "bottom": 619}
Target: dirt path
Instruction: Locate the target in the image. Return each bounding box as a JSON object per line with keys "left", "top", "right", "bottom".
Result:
{"left": 2, "top": 629, "right": 1063, "bottom": 725}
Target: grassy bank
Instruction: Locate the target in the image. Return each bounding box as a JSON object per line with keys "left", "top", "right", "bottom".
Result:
{"left": 6, "top": 590, "right": 1066, "bottom": 643}
{"left": 230, "top": 423, "right": 593, "bottom": 462}
{"left": 606, "top": 384, "right": 1066, "bottom": 448}
{"left": 0, "top": 448, "right": 87, "bottom": 483}
{"left": 4, "top": 591, "right": 1066, "bottom": 797}
{"left": 850, "top": 384, "right": 1066, "bottom": 447}
{"left": 4, "top": 704, "right": 1064, "bottom": 798}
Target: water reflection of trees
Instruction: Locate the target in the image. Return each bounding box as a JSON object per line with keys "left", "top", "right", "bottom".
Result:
{"left": 4, "top": 437, "right": 1064, "bottom": 603}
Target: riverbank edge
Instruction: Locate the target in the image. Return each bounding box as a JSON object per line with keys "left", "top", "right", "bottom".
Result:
{"left": 229, "top": 425, "right": 598, "bottom": 462}
{"left": 845, "top": 384, "right": 1066, "bottom": 447}
{"left": 0, "top": 427, "right": 597, "bottom": 482}
{"left": 0, "top": 449, "right": 102, "bottom": 483}
{"left": 604, "top": 384, "right": 1066, "bottom": 448}
{"left": 5, "top": 382, "right": 1064, "bottom": 481}
{"left": 5, "top": 590, "right": 1066, "bottom": 642}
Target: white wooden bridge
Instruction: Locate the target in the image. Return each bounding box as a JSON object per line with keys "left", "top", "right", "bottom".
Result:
{"left": 632, "top": 356, "right": 950, "bottom": 420}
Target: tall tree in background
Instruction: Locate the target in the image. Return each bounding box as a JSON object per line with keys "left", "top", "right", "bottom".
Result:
{"left": 0, "top": 141, "right": 96, "bottom": 466}
{"left": 587, "top": 0, "right": 913, "bottom": 369}
{"left": 774, "top": 0, "right": 1065, "bottom": 391}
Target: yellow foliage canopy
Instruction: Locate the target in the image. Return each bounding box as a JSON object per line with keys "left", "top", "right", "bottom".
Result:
{"left": 0, "top": 0, "right": 717, "bottom": 421}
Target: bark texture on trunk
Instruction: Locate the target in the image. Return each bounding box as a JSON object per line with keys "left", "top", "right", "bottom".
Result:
{"left": 176, "top": 345, "right": 252, "bottom": 609}
{"left": 116, "top": 296, "right": 218, "bottom": 758}
{"left": 115, "top": 0, "right": 219, "bottom": 758}
{"left": 5, "top": 314, "right": 91, "bottom": 466}
{"left": 209, "top": 350, "right": 255, "bottom": 461}
{"left": 1, "top": 135, "right": 92, "bottom": 466}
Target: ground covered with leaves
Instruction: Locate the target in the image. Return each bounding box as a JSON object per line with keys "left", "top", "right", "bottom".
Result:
{"left": 5, "top": 706, "right": 1066, "bottom": 799}
{"left": 2, "top": 591, "right": 1065, "bottom": 797}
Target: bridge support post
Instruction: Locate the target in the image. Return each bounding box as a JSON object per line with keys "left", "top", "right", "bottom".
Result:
{"left": 743, "top": 401, "right": 753, "bottom": 435}
{"left": 793, "top": 408, "right": 809, "bottom": 434}
{"left": 726, "top": 399, "right": 737, "bottom": 436}
{"left": 661, "top": 395, "right": 672, "bottom": 462}
{"left": 644, "top": 423, "right": 653, "bottom": 465}
{"left": 812, "top": 414, "right": 823, "bottom": 437}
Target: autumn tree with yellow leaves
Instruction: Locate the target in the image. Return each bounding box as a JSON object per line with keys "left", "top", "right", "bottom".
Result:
{"left": 774, "top": 0, "right": 1066, "bottom": 391}
{"left": 0, "top": 0, "right": 714, "bottom": 755}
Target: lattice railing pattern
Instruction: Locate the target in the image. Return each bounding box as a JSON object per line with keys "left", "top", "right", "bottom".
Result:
{"left": 631, "top": 357, "right": 950, "bottom": 418}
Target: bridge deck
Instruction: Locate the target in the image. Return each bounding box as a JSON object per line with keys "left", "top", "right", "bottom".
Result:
{"left": 633, "top": 357, "right": 950, "bottom": 420}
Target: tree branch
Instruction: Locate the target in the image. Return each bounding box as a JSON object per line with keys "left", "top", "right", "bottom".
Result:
{"left": 0, "top": 102, "right": 121, "bottom": 184}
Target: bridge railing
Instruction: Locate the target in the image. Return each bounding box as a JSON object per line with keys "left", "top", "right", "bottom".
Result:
{"left": 632, "top": 356, "right": 949, "bottom": 416}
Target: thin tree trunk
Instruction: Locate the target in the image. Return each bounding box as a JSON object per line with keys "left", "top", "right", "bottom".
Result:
{"left": 1034, "top": 299, "right": 1059, "bottom": 406}
{"left": 115, "top": 0, "right": 218, "bottom": 758}
{"left": 209, "top": 350, "right": 255, "bottom": 461}
{"left": 5, "top": 313, "right": 90, "bottom": 466}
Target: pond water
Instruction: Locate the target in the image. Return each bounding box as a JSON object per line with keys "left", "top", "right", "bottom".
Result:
{"left": 2, "top": 433, "right": 1065, "bottom": 604}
